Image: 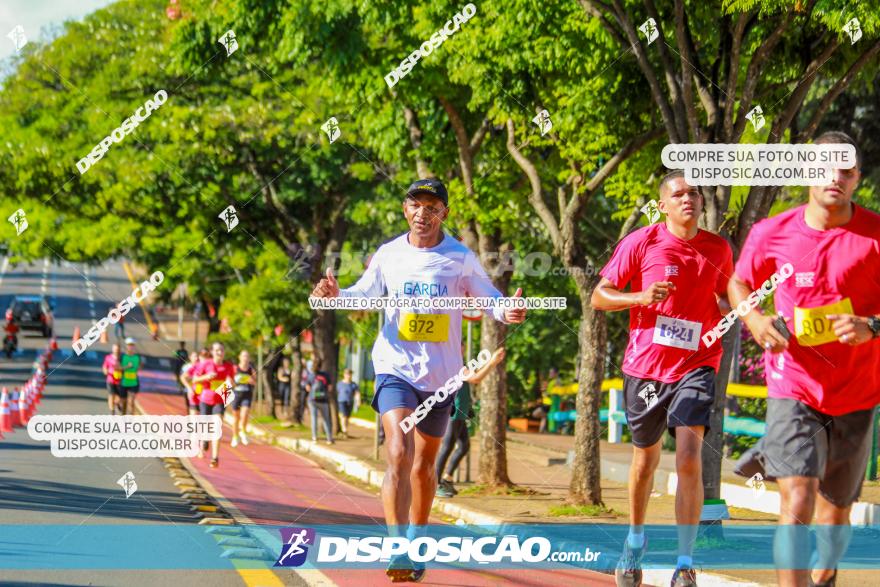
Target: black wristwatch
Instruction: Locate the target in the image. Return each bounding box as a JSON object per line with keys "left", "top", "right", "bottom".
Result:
{"left": 868, "top": 316, "right": 880, "bottom": 339}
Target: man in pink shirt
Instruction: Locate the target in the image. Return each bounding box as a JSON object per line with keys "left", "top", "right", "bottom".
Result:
{"left": 592, "top": 169, "right": 733, "bottom": 587}
{"left": 730, "top": 132, "right": 880, "bottom": 587}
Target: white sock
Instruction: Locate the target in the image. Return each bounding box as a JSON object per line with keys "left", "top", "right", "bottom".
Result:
{"left": 627, "top": 530, "right": 645, "bottom": 549}
{"left": 677, "top": 555, "right": 693, "bottom": 569}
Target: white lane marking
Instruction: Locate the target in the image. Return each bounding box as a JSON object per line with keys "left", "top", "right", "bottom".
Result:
{"left": 159, "top": 358, "right": 171, "bottom": 367}
{"left": 41, "top": 258, "right": 48, "bottom": 294}
{"left": 0, "top": 256, "right": 8, "bottom": 288}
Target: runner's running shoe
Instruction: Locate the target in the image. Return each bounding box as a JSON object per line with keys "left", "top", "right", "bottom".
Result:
{"left": 671, "top": 566, "right": 697, "bottom": 586}
{"left": 809, "top": 569, "right": 837, "bottom": 587}
{"left": 615, "top": 538, "right": 647, "bottom": 587}
{"left": 386, "top": 554, "right": 416, "bottom": 583}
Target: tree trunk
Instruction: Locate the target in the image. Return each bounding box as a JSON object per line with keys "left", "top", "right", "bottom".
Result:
{"left": 313, "top": 309, "right": 339, "bottom": 434}
{"left": 290, "top": 336, "right": 303, "bottom": 424}
{"left": 568, "top": 291, "right": 607, "bottom": 505}
{"left": 702, "top": 312, "right": 740, "bottom": 499}
{"left": 477, "top": 315, "right": 512, "bottom": 488}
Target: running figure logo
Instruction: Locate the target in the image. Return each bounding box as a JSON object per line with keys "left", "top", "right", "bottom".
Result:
{"left": 746, "top": 472, "right": 766, "bottom": 498}
{"left": 638, "top": 383, "right": 658, "bottom": 410}
{"left": 217, "top": 382, "right": 236, "bottom": 407}
{"left": 7, "top": 25, "right": 27, "bottom": 52}
{"left": 639, "top": 18, "right": 659, "bottom": 45}
{"left": 218, "top": 29, "right": 238, "bottom": 56}
{"left": 745, "top": 105, "right": 766, "bottom": 132}
{"left": 532, "top": 109, "right": 552, "bottom": 136}
{"left": 640, "top": 199, "right": 661, "bottom": 224}
{"left": 8, "top": 209, "right": 28, "bottom": 235}
{"left": 117, "top": 471, "right": 138, "bottom": 498}
{"left": 321, "top": 117, "right": 341, "bottom": 143}
{"left": 275, "top": 527, "right": 316, "bottom": 567}
{"left": 844, "top": 18, "right": 862, "bottom": 44}
{"left": 219, "top": 205, "right": 239, "bottom": 232}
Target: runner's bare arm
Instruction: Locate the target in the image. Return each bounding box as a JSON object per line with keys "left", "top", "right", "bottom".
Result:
{"left": 463, "top": 348, "right": 505, "bottom": 384}
{"left": 727, "top": 272, "right": 788, "bottom": 352}
{"left": 310, "top": 268, "right": 340, "bottom": 298}
{"left": 826, "top": 314, "right": 879, "bottom": 346}
{"left": 590, "top": 277, "right": 674, "bottom": 311}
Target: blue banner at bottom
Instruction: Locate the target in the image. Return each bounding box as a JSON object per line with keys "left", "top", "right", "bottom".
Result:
{"left": 1, "top": 523, "right": 880, "bottom": 570}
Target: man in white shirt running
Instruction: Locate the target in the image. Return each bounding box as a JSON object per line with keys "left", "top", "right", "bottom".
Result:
{"left": 311, "top": 178, "right": 526, "bottom": 582}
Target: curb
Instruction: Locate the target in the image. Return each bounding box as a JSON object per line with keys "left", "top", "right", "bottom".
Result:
{"left": 232, "top": 415, "right": 761, "bottom": 584}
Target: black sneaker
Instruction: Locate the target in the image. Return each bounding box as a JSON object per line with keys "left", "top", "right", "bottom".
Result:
{"left": 435, "top": 484, "right": 454, "bottom": 498}
{"left": 615, "top": 539, "right": 647, "bottom": 587}
{"left": 438, "top": 479, "right": 457, "bottom": 496}
{"left": 671, "top": 566, "right": 697, "bottom": 586}
{"left": 386, "top": 554, "right": 415, "bottom": 583}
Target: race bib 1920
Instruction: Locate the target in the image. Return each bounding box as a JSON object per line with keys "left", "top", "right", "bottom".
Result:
{"left": 652, "top": 315, "right": 701, "bottom": 351}
{"left": 398, "top": 313, "right": 449, "bottom": 342}
{"left": 794, "top": 298, "right": 853, "bottom": 347}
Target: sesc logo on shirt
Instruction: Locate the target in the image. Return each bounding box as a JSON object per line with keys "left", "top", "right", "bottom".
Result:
{"left": 795, "top": 272, "right": 814, "bottom": 287}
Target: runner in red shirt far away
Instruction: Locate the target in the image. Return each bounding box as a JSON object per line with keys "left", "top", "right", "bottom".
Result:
{"left": 730, "top": 131, "right": 880, "bottom": 587}
{"left": 191, "top": 341, "right": 236, "bottom": 468}
{"left": 592, "top": 169, "right": 733, "bottom": 587}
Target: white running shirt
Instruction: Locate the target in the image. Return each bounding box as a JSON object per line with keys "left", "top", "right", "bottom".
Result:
{"left": 339, "top": 232, "right": 507, "bottom": 391}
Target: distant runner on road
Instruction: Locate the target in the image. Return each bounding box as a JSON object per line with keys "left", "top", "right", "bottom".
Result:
{"left": 310, "top": 178, "right": 526, "bottom": 583}
{"left": 191, "top": 341, "right": 235, "bottom": 468}
{"left": 102, "top": 344, "right": 124, "bottom": 415}
{"left": 120, "top": 337, "right": 141, "bottom": 416}
{"left": 730, "top": 131, "right": 880, "bottom": 587}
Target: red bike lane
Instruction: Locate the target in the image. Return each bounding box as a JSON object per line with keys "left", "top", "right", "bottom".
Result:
{"left": 137, "top": 386, "right": 617, "bottom": 587}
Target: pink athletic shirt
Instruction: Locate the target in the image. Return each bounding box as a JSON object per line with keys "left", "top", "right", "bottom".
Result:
{"left": 735, "top": 203, "right": 880, "bottom": 415}
{"left": 600, "top": 223, "right": 733, "bottom": 383}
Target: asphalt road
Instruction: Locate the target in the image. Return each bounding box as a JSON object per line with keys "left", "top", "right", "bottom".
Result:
{"left": 0, "top": 257, "right": 258, "bottom": 587}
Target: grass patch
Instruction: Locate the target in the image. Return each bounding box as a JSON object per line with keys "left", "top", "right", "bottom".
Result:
{"left": 456, "top": 484, "right": 543, "bottom": 497}
{"left": 548, "top": 504, "right": 620, "bottom": 517}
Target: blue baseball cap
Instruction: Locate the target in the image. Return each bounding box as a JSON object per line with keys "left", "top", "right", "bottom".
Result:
{"left": 405, "top": 178, "right": 448, "bottom": 207}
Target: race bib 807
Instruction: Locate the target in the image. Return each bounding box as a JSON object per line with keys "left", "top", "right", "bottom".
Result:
{"left": 794, "top": 298, "right": 853, "bottom": 347}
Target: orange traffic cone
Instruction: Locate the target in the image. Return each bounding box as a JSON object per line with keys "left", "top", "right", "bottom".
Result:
{"left": 50, "top": 337, "right": 58, "bottom": 351}
{"left": 72, "top": 326, "right": 81, "bottom": 343}
{"left": 0, "top": 388, "right": 12, "bottom": 433}
{"left": 8, "top": 389, "right": 20, "bottom": 427}
{"left": 17, "top": 387, "right": 28, "bottom": 426}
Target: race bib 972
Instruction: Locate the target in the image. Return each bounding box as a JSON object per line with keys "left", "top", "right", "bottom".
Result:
{"left": 652, "top": 315, "right": 701, "bottom": 351}
{"left": 398, "top": 313, "right": 449, "bottom": 342}
{"left": 794, "top": 298, "right": 853, "bottom": 347}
